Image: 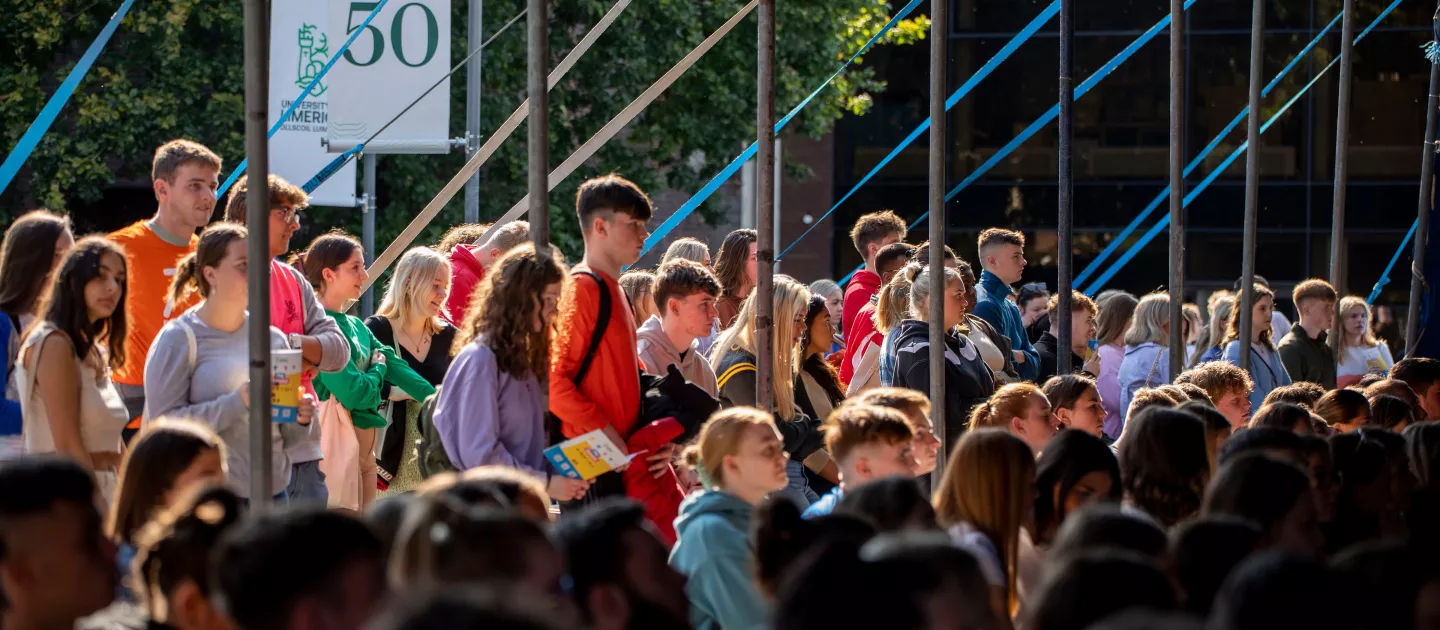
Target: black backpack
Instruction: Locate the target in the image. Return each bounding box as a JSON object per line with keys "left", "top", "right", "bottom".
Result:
{"left": 417, "top": 269, "right": 611, "bottom": 479}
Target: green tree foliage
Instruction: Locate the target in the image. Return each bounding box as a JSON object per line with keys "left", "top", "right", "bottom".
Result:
{"left": 1, "top": 0, "right": 925, "bottom": 260}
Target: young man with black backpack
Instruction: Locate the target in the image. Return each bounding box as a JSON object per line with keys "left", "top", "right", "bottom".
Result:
{"left": 549, "top": 175, "right": 664, "bottom": 505}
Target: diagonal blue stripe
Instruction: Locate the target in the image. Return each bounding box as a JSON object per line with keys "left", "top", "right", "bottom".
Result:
{"left": 1369, "top": 219, "right": 1418, "bottom": 304}
{"left": 1083, "top": 0, "right": 1405, "bottom": 294}
{"left": 840, "top": 0, "right": 1200, "bottom": 286}
{"left": 0, "top": 0, "right": 138, "bottom": 197}
{"left": 217, "top": 0, "right": 391, "bottom": 198}
{"left": 1073, "top": 10, "right": 1344, "bottom": 286}
{"left": 641, "top": 0, "right": 927, "bottom": 257}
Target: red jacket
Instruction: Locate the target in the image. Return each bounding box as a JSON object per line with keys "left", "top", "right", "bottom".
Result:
{"left": 842, "top": 301, "right": 880, "bottom": 387}
{"left": 839, "top": 270, "right": 882, "bottom": 385}
{"left": 444, "top": 245, "right": 485, "bottom": 325}
{"left": 624, "top": 416, "right": 684, "bottom": 547}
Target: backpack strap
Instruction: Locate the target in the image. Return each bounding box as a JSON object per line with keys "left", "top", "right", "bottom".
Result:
{"left": 571, "top": 269, "right": 611, "bottom": 386}
{"left": 174, "top": 317, "right": 198, "bottom": 370}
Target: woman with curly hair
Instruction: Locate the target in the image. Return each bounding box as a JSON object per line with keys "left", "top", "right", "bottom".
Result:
{"left": 432, "top": 244, "right": 591, "bottom": 502}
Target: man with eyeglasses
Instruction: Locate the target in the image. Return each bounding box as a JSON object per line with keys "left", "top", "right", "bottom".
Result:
{"left": 224, "top": 173, "right": 350, "bottom": 506}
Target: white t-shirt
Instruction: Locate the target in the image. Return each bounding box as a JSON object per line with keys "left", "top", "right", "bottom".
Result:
{"left": 1337, "top": 342, "right": 1395, "bottom": 380}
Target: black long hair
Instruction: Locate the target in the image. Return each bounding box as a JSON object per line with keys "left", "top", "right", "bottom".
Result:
{"left": 1033, "top": 430, "right": 1122, "bottom": 543}
{"left": 33, "top": 236, "right": 127, "bottom": 370}
{"left": 799, "top": 295, "right": 845, "bottom": 404}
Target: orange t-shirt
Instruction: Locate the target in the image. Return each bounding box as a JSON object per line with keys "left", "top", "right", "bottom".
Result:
{"left": 108, "top": 221, "right": 200, "bottom": 386}
{"left": 549, "top": 266, "right": 641, "bottom": 439}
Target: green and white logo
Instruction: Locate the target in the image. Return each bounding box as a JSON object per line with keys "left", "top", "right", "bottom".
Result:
{"left": 296, "top": 23, "right": 330, "bottom": 97}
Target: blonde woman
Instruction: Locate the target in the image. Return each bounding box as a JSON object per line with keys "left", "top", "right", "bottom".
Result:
{"left": 619, "top": 270, "right": 659, "bottom": 326}
{"left": 1116, "top": 293, "right": 1172, "bottom": 430}
{"left": 661, "top": 237, "right": 711, "bottom": 266}
{"left": 710, "top": 277, "right": 834, "bottom": 506}
{"left": 1193, "top": 293, "right": 1235, "bottom": 366}
{"left": 669, "top": 408, "right": 788, "bottom": 630}
{"left": 365, "top": 247, "right": 457, "bottom": 496}
{"left": 1336, "top": 296, "right": 1394, "bottom": 387}
{"left": 935, "top": 428, "right": 1037, "bottom": 622}
{"left": 1222, "top": 283, "right": 1292, "bottom": 411}
{"left": 889, "top": 263, "right": 996, "bottom": 452}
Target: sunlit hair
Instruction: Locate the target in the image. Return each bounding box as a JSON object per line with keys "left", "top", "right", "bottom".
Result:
{"left": 1042, "top": 374, "right": 1098, "bottom": 412}
{"left": 109, "top": 420, "right": 225, "bottom": 546}
{"left": 873, "top": 266, "right": 912, "bottom": 334}
{"left": 661, "top": 237, "right": 710, "bottom": 265}
{"left": 458, "top": 244, "right": 566, "bottom": 380}
{"left": 1314, "top": 388, "right": 1370, "bottom": 428}
{"left": 34, "top": 235, "right": 128, "bottom": 371}
{"left": 969, "top": 383, "right": 1044, "bottom": 431}
{"left": 168, "top": 223, "right": 246, "bottom": 306}
{"left": 1176, "top": 361, "right": 1254, "bottom": 403}
{"left": 713, "top": 229, "right": 757, "bottom": 298}
{"left": 1337, "top": 296, "right": 1383, "bottom": 363}
{"left": 132, "top": 483, "right": 242, "bottom": 623}
{"left": 1224, "top": 283, "right": 1276, "bottom": 348}
{"left": 1124, "top": 293, "right": 1171, "bottom": 347}
{"left": 293, "top": 230, "right": 363, "bottom": 296}
{"left": 906, "top": 264, "right": 963, "bottom": 320}
{"left": 618, "top": 270, "right": 655, "bottom": 323}
{"left": 1200, "top": 296, "right": 1236, "bottom": 363}
{"left": 0, "top": 210, "right": 71, "bottom": 318}
{"left": 375, "top": 247, "right": 450, "bottom": 334}
{"left": 436, "top": 223, "right": 491, "bottom": 254}
{"left": 710, "top": 277, "right": 811, "bottom": 420}
{"left": 933, "top": 429, "right": 1035, "bottom": 614}
{"left": 681, "top": 407, "right": 776, "bottom": 490}
{"left": 1095, "top": 292, "right": 1139, "bottom": 347}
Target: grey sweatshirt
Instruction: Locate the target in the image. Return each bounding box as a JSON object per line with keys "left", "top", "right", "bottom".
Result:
{"left": 142, "top": 310, "right": 292, "bottom": 499}
{"left": 272, "top": 261, "right": 349, "bottom": 464}
{"left": 636, "top": 315, "right": 718, "bottom": 396}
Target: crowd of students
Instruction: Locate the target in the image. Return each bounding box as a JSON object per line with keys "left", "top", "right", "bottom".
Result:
{"left": 1, "top": 137, "right": 1439, "bottom": 629}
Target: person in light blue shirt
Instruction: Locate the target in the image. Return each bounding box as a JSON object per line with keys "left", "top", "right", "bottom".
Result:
{"left": 803, "top": 405, "right": 916, "bottom": 519}
{"left": 971, "top": 229, "right": 1041, "bottom": 382}
{"left": 1222, "top": 284, "right": 1292, "bottom": 411}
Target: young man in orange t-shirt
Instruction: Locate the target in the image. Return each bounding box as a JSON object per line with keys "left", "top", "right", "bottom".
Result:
{"left": 110, "top": 140, "right": 220, "bottom": 443}
{"left": 549, "top": 175, "right": 670, "bottom": 505}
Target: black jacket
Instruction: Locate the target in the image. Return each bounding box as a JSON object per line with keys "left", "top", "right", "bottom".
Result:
{"left": 892, "top": 319, "right": 996, "bottom": 452}
{"left": 712, "top": 345, "right": 825, "bottom": 462}
{"left": 1034, "top": 330, "right": 1087, "bottom": 382}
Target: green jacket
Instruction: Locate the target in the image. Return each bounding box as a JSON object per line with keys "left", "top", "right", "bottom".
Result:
{"left": 1276, "top": 323, "right": 1337, "bottom": 390}
{"left": 314, "top": 310, "right": 436, "bottom": 429}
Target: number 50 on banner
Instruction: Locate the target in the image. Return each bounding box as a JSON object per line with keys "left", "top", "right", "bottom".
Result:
{"left": 327, "top": 0, "right": 452, "bottom": 153}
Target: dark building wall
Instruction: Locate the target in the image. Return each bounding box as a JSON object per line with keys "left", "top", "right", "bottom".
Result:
{"left": 830, "top": 0, "right": 1432, "bottom": 317}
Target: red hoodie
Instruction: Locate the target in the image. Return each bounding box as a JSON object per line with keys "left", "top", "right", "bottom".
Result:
{"left": 444, "top": 245, "right": 485, "bottom": 325}
{"left": 839, "top": 270, "right": 882, "bottom": 385}
{"left": 624, "top": 416, "right": 685, "bottom": 546}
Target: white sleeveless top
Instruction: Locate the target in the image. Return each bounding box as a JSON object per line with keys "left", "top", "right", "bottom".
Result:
{"left": 17, "top": 322, "right": 128, "bottom": 456}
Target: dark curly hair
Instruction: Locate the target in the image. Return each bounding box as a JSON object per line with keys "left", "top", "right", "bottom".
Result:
{"left": 34, "top": 236, "right": 128, "bottom": 371}
{"left": 455, "top": 244, "right": 566, "bottom": 380}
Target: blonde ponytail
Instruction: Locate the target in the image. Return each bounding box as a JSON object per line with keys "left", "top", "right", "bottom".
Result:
{"left": 875, "top": 263, "right": 921, "bottom": 333}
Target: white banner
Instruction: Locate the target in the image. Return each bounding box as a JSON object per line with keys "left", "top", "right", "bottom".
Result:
{"left": 327, "top": 0, "right": 451, "bottom": 153}
{"left": 268, "top": 0, "right": 358, "bottom": 207}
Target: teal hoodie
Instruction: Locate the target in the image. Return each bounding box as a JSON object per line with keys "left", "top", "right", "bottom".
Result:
{"left": 668, "top": 490, "right": 768, "bottom": 630}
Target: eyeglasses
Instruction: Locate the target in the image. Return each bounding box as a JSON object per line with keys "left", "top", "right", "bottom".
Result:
{"left": 271, "top": 205, "right": 302, "bottom": 223}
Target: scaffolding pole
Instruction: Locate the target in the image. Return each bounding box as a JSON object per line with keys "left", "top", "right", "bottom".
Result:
{"left": 242, "top": 0, "right": 273, "bottom": 508}
{"left": 1331, "top": 0, "right": 1356, "bottom": 356}
{"left": 528, "top": 0, "right": 549, "bottom": 248}
{"left": 1058, "top": 0, "right": 1075, "bottom": 375}
{"left": 1408, "top": 46, "right": 1440, "bottom": 350}
{"left": 929, "top": 0, "right": 949, "bottom": 479}
{"left": 755, "top": 0, "right": 776, "bottom": 411}
{"left": 1238, "top": 0, "right": 1265, "bottom": 372}
{"left": 1168, "top": 0, "right": 1186, "bottom": 375}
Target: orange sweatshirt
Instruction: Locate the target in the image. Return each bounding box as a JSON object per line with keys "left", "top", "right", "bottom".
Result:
{"left": 109, "top": 221, "right": 201, "bottom": 387}
{"left": 549, "top": 266, "right": 641, "bottom": 439}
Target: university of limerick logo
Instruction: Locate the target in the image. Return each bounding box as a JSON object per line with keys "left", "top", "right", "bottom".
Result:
{"left": 296, "top": 23, "right": 330, "bottom": 97}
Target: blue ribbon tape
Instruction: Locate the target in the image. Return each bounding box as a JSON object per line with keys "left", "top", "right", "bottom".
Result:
{"left": 1083, "top": 0, "right": 1405, "bottom": 294}
{"left": 0, "top": 0, "right": 138, "bottom": 197}
{"left": 217, "top": 0, "right": 391, "bottom": 198}
{"left": 1370, "top": 219, "right": 1419, "bottom": 304}
{"left": 839, "top": 0, "right": 1198, "bottom": 286}
{"left": 1073, "top": 11, "right": 1344, "bottom": 287}
{"left": 640, "top": 0, "right": 926, "bottom": 257}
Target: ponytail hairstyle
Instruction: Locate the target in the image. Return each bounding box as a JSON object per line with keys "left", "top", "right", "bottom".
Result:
{"left": 35, "top": 236, "right": 129, "bottom": 370}
{"left": 0, "top": 209, "right": 71, "bottom": 318}
{"left": 132, "top": 484, "right": 244, "bottom": 623}
{"left": 293, "top": 230, "right": 363, "bottom": 295}
{"left": 168, "top": 223, "right": 247, "bottom": 307}
{"left": 907, "top": 264, "right": 962, "bottom": 321}
{"left": 1224, "top": 283, "right": 1276, "bottom": 348}
{"left": 873, "top": 264, "right": 914, "bottom": 334}
{"left": 388, "top": 492, "right": 556, "bottom": 590}
{"left": 968, "top": 383, "right": 1045, "bottom": 431}
{"left": 459, "top": 244, "right": 565, "bottom": 379}
{"left": 681, "top": 407, "right": 775, "bottom": 490}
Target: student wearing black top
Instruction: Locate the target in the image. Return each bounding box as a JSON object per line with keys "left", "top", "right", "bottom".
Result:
{"left": 364, "top": 247, "right": 457, "bottom": 495}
